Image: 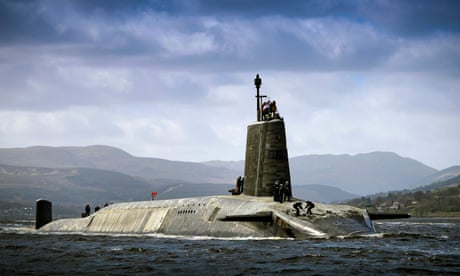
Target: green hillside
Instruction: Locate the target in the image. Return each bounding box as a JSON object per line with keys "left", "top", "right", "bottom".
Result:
{"left": 346, "top": 175, "right": 460, "bottom": 217}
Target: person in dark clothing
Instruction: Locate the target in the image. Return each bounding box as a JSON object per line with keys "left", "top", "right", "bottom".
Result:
{"left": 85, "top": 204, "right": 91, "bottom": 217}
{"left": 236, "top": 176, "right": 244, "bottom": 194}
{"left": 236, "top": 176, "right": 242, "bottom": 194}
{"left": 293, "top": 202, "right": 303, "bottom": 216}
{"left": 283, "top": 181, "right": 290, "bottom": 202}
{"left": 305, "top": 201, "right": 315, "bottom": 215}
{"left": 278, "top": 182, "right": 285, "bottom": 203}
{"left": 273, "top": 181, "right": 280, "bottom": 202}
{"left": 95, "top": 206, "right": 100, "bottom": 212}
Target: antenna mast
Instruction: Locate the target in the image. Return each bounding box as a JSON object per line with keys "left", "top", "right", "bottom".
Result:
{"left": 254, "top": 74, "right": 263, "bottom": 121}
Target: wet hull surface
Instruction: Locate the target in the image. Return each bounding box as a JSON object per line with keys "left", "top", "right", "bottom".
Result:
{"left": 39, "top": 195, "right": 375, "bottom": 239}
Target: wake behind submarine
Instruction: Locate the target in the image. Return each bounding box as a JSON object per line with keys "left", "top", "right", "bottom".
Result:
{"left": 36, "top": 74, "right": 382, "bottom": 239}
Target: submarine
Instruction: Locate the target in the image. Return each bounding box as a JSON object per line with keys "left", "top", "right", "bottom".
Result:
{"left": 35, "top": 74, "right": 377, "bottom": 239}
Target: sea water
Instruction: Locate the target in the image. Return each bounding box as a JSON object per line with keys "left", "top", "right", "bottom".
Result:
{"left": 1, "top": 217, "right": 459, "bottom": 275}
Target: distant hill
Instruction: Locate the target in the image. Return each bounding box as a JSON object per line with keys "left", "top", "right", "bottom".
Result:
{"left": 0, "top": 145, "right": 239, "bottom": 184}
{"left": 0, "top": 164, "right": 155, "bottom": 205}
{"left": 345, "top": 175, "right": 460, "bottom": 217}
{"left": 0, "top": 162, "right": 359, "bottom": 209}
{"left": 0, "top": 146, "right": 456, "bottom": 203}
{"left": 292, "top": 184, "right": 358, "bottom": 203}
{"left": 0, "top": 163, "right": 233, "bottom": 216}
{"left": 289, "top": 152, "right": 437, "bottom": 195}
{"left": 414, "top": 166, "right": 460, "bottom": 189}
{"left": 414, "top": 172, "right": 460, "bottom": 192}
{"left": 202, "top": 152, "right": 441, "bottom": 195}
{"left": 201, "top": 160, "right": 244, "bottom": 172}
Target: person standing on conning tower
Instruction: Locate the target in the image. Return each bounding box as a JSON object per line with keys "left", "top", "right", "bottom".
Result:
{"left": 262, "top": 100, "right": 270, "bottom": 120}
{"left": 273, "top": 181, "right": 280, "bottom": 201}
{"left": 278, "top": 182, "right": 285, "bottom": 203}
{"left": 284, "top": 181, "right": 290, "bottom": 202}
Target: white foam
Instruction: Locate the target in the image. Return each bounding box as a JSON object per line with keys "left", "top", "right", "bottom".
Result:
{"left": 29, "top": 230, "right": 293, "bottom": 240}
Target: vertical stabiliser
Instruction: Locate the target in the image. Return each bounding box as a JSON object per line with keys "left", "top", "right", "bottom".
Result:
{"left": 243, "top": 119, "right": 292, "bottom": 197}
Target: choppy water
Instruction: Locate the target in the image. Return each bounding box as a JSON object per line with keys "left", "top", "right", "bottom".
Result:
{"left": 1, "top": 217, "right": 459, "bottom": 275}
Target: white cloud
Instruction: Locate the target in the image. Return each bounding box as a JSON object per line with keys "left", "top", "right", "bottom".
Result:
{"left": 279, "top": 71, "right": 460, "bottom": 169}
{"left": 0, "top": 1, "right": 459, "bottom": 170}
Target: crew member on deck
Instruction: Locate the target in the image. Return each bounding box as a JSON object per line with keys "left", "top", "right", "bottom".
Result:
{"left": 305, "top": 201, "right": 315, "bottom": 215}
{"left": 273, "top": 181, "right": 280, "bottom": 201}
{"left": 293, "top": 202, "right": 303, "bottom": 216}
{"left": 236, "top": 176, "right": 243, "bottom": 194}
{"left": 278, "top": 182, "right": 285, "bottom": 203}
{"left": 85, "top": 204, "right": 91, "bottom": 217}
{"left": 284, "top": 181, "right": 290, "bottom": 202}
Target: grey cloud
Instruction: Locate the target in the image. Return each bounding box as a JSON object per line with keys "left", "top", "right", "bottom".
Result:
{"left": 2, "top": 0, "right": 458, "bottom": 72}
{"left": 188, "top": 0, "right": 460, "bottom": 36}
{"left": 359, "top": 0, "right": 460, "bottom": 36}
{"left": 0, "top": 1, "right": 53, "bottom": 44}
{"left": 1, "top": 9, "right": 458, "bottom": 113}
{"left": 2, "top": 0, "right": 460, "bottom": 47}
{"left": 0, "top": 1, "right": 88, "bottom": 45}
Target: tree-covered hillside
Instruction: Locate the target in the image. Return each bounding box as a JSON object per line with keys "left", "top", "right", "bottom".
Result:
{"left": 346, "top": 175, "right": 460, "bottom": 217}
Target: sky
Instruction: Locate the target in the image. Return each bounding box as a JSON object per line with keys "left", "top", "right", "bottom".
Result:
{"left": 0, "top": 0, "right": 459, "bottom": 170}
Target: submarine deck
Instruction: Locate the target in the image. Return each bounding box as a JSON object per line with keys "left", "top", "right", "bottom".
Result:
{"left": 38, "top": 195, "right": 374, "bottom": 238}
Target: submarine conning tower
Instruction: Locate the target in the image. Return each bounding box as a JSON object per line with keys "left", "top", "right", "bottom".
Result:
{"left": 243, "top": 74, "right": 292, "bottom": 197}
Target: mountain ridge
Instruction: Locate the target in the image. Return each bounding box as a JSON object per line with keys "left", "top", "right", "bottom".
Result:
{"left": 0, "top": 163, "right": 358, "bottom": 217}
{"left": 1, "top": 145, "right": 457, "bottom": 197}
{"left": 0, "top": 145, "right": 237, "bottom": 184}
{"left": 289, "top": 151, "right": 438, "bottom": 195}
